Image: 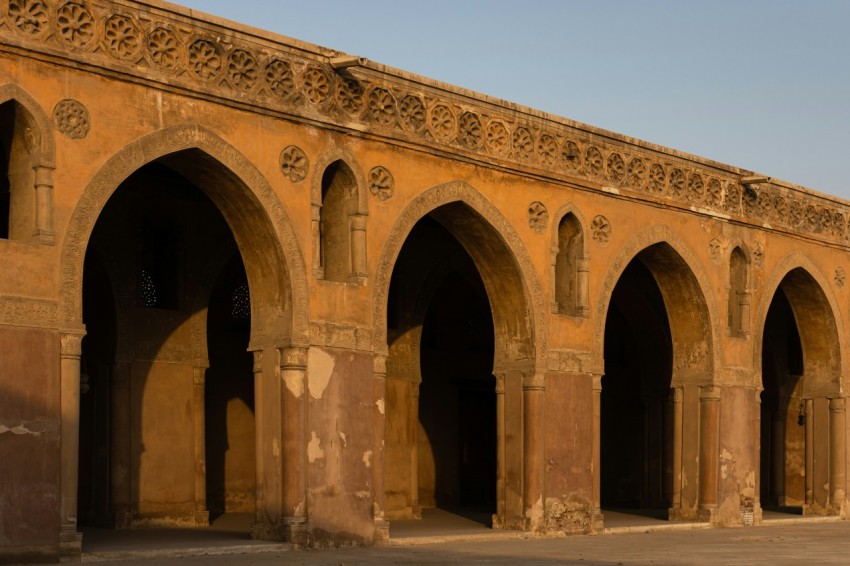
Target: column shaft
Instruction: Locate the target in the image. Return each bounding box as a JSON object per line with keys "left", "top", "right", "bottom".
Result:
{"left": 192, "top": 366, "right": 209, "bottom": 525}
{"left": 522, "top": 372, "right": 545, "bottom": 531}
{"left": 59, "top": 331, "right": 85, "bottom": 556}
{"left": 829, "top": 397, "right": 846, "bottom": 514}
{"left": 494, "top": 373, "right": 506, "bottom": 528}
{"left": 280, "top": 347, "right": 308, "bottom": 544}
{"left": 698, "top": 385, "right": 720, "bottom": 515}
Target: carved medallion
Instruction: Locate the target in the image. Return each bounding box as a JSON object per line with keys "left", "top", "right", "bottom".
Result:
{"left": 708, "top": 237, "right": 724, "bottom": 264}
{"left": 367, "top": 87, "right": 396, "bottom": 125}
{"left": 724, "top": 183, "right": 742, "bottom": 214}
{"left": 607, "top": 153, "right": 625, "bottom": 184}
{"left": 104, "top": 14, "right": 141, "bottom": 61}
{"left": 562, "top": 141, "right": 581, "bottom": 170}
{"left": 537, "top": 134, "right": 558, "bottom": 166}
{"left": 705, "top": 179, "right": 723, "bottom": 208}
{"left": 591, "top": 215, "right": 611, "bottom": 245}
{"left": 648, "top": 164, "right": 666, "bottom": 195}
{"left": 188, "top": 39, "right": 221, "bottom": 80}
{"left": 752, "top": 243, "right": 764, "bottom": 268}
{"left": 528, "top": 201, "right": 548, "bottom": 233}
{"left": 669, "top": 168, "right": 685, "bottom": 198}
{"left": 835, "top": 267, "right": 846, "bottom": 290}
{"left": 627, "top": 158, "right": 646, "bottom": 190}
{"left": 54, "top": 99, "right": 90, "bottom": 139}
{"left": 585, "top": 147, "right": 603, "bottom": 177}
{"left": 457, "top": 112, "right": 482, "bottom": 149}
{"left": 302, "top": 67, "right": 330, "bottom": 104}
{"left": 512, "top": 127, "right": 533, "bottom": 161}
{"left": 369, "top": 166, "right": 394, "bottom": 201}
{"left": 279, "top": 145, "right": 308, "bottom": 182}
{"left": 9, "top": 0, "right": 49, "bottom": 36}
{"left": 399, "top": 95, "right": 425, "bottom": 132}
{"left": 265, "top": 59, "right": 295, "bottom": 98}
{"left": 687, "top": 173, "right": 704, "bottom": 204}
{"left": 227, "top": 50, "right": 258, "bottom": 90}
{"left": 57, "top": 2, "right": 95, "bottom": 48}
{"left": 485, "top": 120, "right": 510, "bottom": 155}
{"left": 146, "top": 27, "right": 182, "bottom": 71}
{"left": 427, "top": 103, "right": 456, "bottom": 142}
{"left": 336, "top": 77, "right": 364, "bottom": 114}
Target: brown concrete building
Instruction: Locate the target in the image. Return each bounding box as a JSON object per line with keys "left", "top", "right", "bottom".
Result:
{"left": 1, "top": 0, "right": 848, "bottom": 562}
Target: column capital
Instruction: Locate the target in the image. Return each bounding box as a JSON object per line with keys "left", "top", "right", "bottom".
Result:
{"left": 60, "top": 331, "right": 86, "bottom": 359}
{"left": 699, "top": 384, "right": 721, "bottom": 401}
{"left": 494, "top": 373, "right": 505, "bottom": 395}
{"left": 522, "top": 371, "right": 545, "bottom": 392}
{"left": 669, "top": 386, "right": 683, "bottom": 403}
{"left": 830, "top": 397, "right": 846, "bottom": 413}
{"left": 592, "top": 373, "right": 603, "bottom": 392}
{"left": 373, "top": 353, "right": 387, "bottom": 377}
{"left": 192, "top": 367, "right": 206, "bottom": 386}
{"left": 280, "top": 346, "right": 308, "bottom": 370}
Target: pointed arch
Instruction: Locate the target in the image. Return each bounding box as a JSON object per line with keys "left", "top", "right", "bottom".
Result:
{"left": 59, "top": 123, "right": 309, "bottom": 348}
{"left": 0, "top": 83, "right": 55, "bottom": 242}
{"left": 592, "top": 225, "right": 720, "bottom": 381}
{"left": 727, "top": 245, "right": 751, "bottom": 337}
{"left": 755, "top": 253, "right": 844, "bottom": 395}
{"left": 550, "top": 203, "right": 589, "bottom": 317}
{"left": 310, "top": 148, "right": 368, "bottom": 283}
{"left": 373, "top": 180, "right": 546, "bottom": 370}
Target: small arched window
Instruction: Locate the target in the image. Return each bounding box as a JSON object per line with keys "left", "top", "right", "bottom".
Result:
{"left": 729, "top": 246, "right": 750, "bottom": 336}
{"left": 554, "top": 213, "right": 588, "bottom": 316}
{"left": 319, "top": 160, "right": 365, "bottom": 283}
{"left": 0, "top": 99, "right": 37, "bottom": 240}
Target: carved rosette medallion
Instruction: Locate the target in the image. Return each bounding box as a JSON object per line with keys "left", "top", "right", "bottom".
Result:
{"left": 369, "top": 166, "right": 394, "bottom": 201}
{"left": 648, "top": 164, "right": 666, "bottom": 195}
{"left": 427, "top": 103, "right": 456, "bottom": 142}
{"left": 585, "top": 147, "right": 603, "bottom": 177}
{"left": 708, "top": 237, "right": 724, "bottom": 264}
{"left": 103, "top": 14, "right": 141, "bottom": 61}
{"left": 752, "top": 243, "right": 764, "bottom": 268}
{"left": 57, "top": 2, "right": 96, "bottom": 49}
{"left": 835, "top": 267, "right": 846, "bottom": 290}
{"left": 146, "top": 27, "right": 182, "bottom": 71}
{"left": 627, "top": 158, "right": 646, "bottom": 190}
{"left": 265, "top": 59, "right": 295, "bottom": 98}
{"left": 669, "top": 169, "right": 686, "bottom": 198}
{"left": 301, "top": 67, "right": 330, "bottom": 105}
{"left": 367, "top": 87, "right": 396, "bottom": 125}
{"left": 457, "top": 112, "right": 482, "bottom": 149}
{"left": 562, "top": 141, "right": 581, "bottom": 170}
{"left": 9, "top": 0, "right": 49, "bottom": 37}
{"left": 485, "top": 120, "right": 510, "bottom": 155}
{"left": 607, "top": 153, "right": 625, "bottom": 183}
{"left": 537, "top": 134, "right": 558, "bottom": 166}
{"left": 336, "top": 78, "right": 364, "bottom": 115}
{"left": 398, "top": 95, "right": 425, "bottom": 132}
{"left": 528, "top": 201, "right": 548, "bottom": 233}
{"left": 688, "top": 173, "right": 704, "bottom": 204}
{"left": 706, "top": 179, "right": 723, "bottom": 208}
{"left": 279, "top": 145, "right": 308, "bottom": 182}
{"left": 591, "top": 215, "right": 611, "bottom": 246}
{"left": 188, "top": 39, "right": 222, "bottom": 81}
{"left": 511, "top": 127, "right": 533, "bottom": 161}
{"left": 54, "top": 99, "right": 90, "bottom": 139}
{"left": 725, "top": 184, "right": 742, "bottom": 215}
{"left": 227, "top": 50, "right": 258, "bottom": 91}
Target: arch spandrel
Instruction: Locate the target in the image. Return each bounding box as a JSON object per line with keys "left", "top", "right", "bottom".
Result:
{"left": 754, "top": 253, "right": 845, "bottom": 395}
{"left": 372, "top": 180, "right": 546, "bottom": 372}
{"left": 59, "top": 123, "right": 309, "bottom": 347}
{"left": 591, "top": 225, "right": 721, "bottom": 382}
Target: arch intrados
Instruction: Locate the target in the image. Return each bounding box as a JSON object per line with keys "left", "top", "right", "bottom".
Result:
{"left": 755, "top": 257, "right": 843, "bottom": 395}
{"left": 593, "top": 226, "right": 718, "bottom": 382}
{"left": 60, "top": 124, "right": 309, "bottom": 348}
{"left": 373, "top": 181, "right": 545, "bottom": 370}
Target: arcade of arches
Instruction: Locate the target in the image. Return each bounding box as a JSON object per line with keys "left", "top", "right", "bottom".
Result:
{"left": 1, "top": 1, "right": 850, "bottom": 561}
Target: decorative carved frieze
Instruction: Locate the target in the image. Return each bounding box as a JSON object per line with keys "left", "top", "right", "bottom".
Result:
{"left": 3, "top": 0, "right": 849, "bottom": 246}
{"left": 0, "top": 296, "right": 58, "bottom": 328}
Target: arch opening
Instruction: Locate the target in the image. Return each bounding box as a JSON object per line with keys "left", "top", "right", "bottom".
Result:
{"left": 759, "top": 267, "right": 842, "bottom": 516}
{"left": 600, "top": 241, "right": 714, "bottom": 521}
{"left": 381, "top": 194, "right": 539, "bottom": 531}
{"left": 76, "top": 149, "right": 287, "bottom": 536}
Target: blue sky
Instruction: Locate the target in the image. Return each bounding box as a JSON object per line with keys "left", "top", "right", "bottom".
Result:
{"left": 177, "top": 1, "right": 850, "bottom": 200}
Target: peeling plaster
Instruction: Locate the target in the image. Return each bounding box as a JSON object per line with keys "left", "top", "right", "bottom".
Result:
{"left": 283, "top": 371, "right": 304, "bottom": 398}
{"left": 308, "top": 431, "right": 325, "bottom": 463}
{"left": 0, "top": 424, "right": 42, "bottom": 436}
{"left": 273, "top": 438, "right": 280, "bottom": 458}
{"left": 375, "top": 398, "right": 385, "bottom": 415}
{"left": 308, "top": 348, "right": 335, "bottom": 399}
{"left": 363, "top": 450, "right": 373, "bottom": 468}
{"left": 339, "top": 431, "right": 347, "bottom": 447}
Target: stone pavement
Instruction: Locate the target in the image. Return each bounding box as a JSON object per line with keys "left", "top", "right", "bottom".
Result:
{"left": 72, "top": 514, "right": 850, "bottom": 566}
